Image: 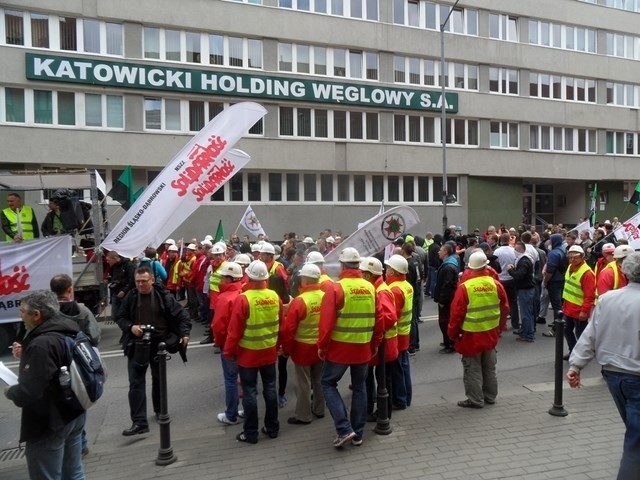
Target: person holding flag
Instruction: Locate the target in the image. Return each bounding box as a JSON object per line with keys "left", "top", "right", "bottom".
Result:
{"left": 239, "top": 205, "right": 266, "bottom": 239}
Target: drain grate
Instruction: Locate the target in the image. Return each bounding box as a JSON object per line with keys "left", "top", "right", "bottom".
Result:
{"left": 0, "top": 447, "right": 25, "bottom": 463}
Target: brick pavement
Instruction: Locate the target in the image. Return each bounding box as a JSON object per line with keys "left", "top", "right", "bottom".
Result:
{"left": 0, "top": 380, "right": 623, "bottom": 480}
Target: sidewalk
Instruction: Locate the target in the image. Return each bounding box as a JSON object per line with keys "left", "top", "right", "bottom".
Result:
{"left": 0, "top": 380, "right": 623, "bottom": 480}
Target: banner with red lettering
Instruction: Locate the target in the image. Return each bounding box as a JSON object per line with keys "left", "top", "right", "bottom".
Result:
{"left": 323, "top": 206, "right": 420, "bottom": 277}
{"left": 101, "top": 102, "right": 267, "bottom": 257}
{"left": 613, "top": 211, "right": 640, "bottom": 249}
{"left": 0, "top": 236, "right": 72, "bottom": 324}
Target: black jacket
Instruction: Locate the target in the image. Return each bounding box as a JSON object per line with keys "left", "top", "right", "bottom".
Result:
{"left": 6, "top": 315, "right": 82, "bottom": 443}
{"left": 433, "top": 258, "right": 459, "bottom": 305}
{"left": 508, "top": 255, "right": 535, "bottom": 290}
{"left": 108, "top": 258, "right": 136, "bottom": 297}
{"left": 117, "top": 283, "right": 192, "bottom": 349}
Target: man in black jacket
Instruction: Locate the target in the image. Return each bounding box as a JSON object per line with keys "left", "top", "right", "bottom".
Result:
{"left": 507, "top": 241, "right": 536, "bottom": 343}
{"left": 116, "top": 266, "right": 192, "bottom": 436}
{"left": 6, "top": 290, "right": 86, "bottom": 479}
{"left": 106, "top": 250, "right": 135, "bottom": 324}
{"left": 433, "top": 243, "right": 460, "bottom": 353}
{"left": 426, "top": 234, "right": 443, "bottom": 297}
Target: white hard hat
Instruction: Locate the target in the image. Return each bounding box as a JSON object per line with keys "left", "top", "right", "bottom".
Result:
{"left": 339, "top": 247, "right": 360, "bottom": 263}
{"left": 246, "top": 260, "right": 269, "bottom": 281}
{"left": 602, "top": 243, "right": 616, "bottom": 254}
{"left": 306, "top": 251, "right": 325, "bottom": 265}
{"left": 201, "top": 239, "right": 213, "bottom": 247}
{"left": 211, "top": 243, "right": 225, "bottom": 255}
{"left": 168, "top": 245, "right": 179, "bottom": 252}
{"left": 164, "top": 238, "right": 175, "bottom": 245}
{"left": 220, "top": 262, "right": 243, "bottom": 279}
{"left": 300, "top": 263, "right": 321, "bottom": 279}
{"left": 251, "top": 243, "right": 261, "bottom": 252}
{"left": 260, "top": 242, "right": 275, "bottom": 255}
{"left": 614, "top": 245, "right": 634, "bottom": 259}
{"left": 204, "top": 235, "right": 213, "bottom": 241}
{"left": 234, "top": 253, "right": 252, "bottom": 266}
{"left": 567, "top": 245, "right": 585, "bottom": 256}
{"left": 384, "top": 254, "right": 409, "bottom": 274}
{"left": 326, "top": 236, "right": 335, "bottom": 244}
{"left": 186, "top": 243, "right": 197, "bottom": 251}
{"left": 359, "top": 257, "right": 383, "bottom": 276}
{"left": 468, "top": 251, "right": 489, "bottom": 270}
{"left": 303, "top": 236, "right": 315, "bottom": 244}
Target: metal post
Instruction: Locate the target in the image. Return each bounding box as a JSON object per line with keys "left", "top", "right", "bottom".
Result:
{"left": 374, "top": 340, "right": 392, "bottom": 435}
{"left": 548, "top": 319, "right": 568, "bottom": 417}
{"left": 440, "top": 0, "right": 462, "bottom": 234}
{"left": 155, "top": 342, "right": 177, "bottom": 465}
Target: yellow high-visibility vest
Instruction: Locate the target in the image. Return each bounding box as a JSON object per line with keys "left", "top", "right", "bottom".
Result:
{"left": 238, "top": 289, "right": 280, "bottom": 350}
{"left": 330, "top": 277, "right": 375, "bottom": 344}
{"left": 294, "top": 289, "right": 324, "bottom": 344}
{"left": 388, "top": 279, "right": 414, "bottom": 337}
{"left": 3, "top": 206, "right": 36, "bottom": 240}
{"left": 209, "top": 261, "right": 227, "bottom": 293}
{"left": 461, "top": 277, "right": 501, "bottom": 332}
{"left": 563, "top": 262, "right": 593, "bottom": 305}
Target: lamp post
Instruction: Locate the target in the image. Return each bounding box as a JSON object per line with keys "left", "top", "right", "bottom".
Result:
{"left": 440, "top": 0, "right": 462, "bottom": 234}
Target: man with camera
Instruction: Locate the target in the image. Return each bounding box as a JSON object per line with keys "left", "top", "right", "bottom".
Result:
{"left": 116, "top": 266, "right": 192, "bottom": 436}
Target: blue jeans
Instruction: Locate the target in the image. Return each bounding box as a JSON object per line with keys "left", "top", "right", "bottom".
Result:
{"left": 221, "top": 355, "right": 240, "bottom": 421}
{"left": 391, "top": 350, "right": 412, "bottom": 407}
{"left": 239, "top": 364, "right": 279, "bottom": 441}
{"left": 546, "top": 281, "right": 564, "bottom": 319}
{"left": 602, "top": 370, "right": 640, "bottom": 479}
{"left": 517, "top": 288, "right": 536, "bottom": 341}
{"left": 321, "top": 360, "right": 368, "bottom": 439}
{"left": 25, "top": 412, "right": 86, "bottom": 480}
{"left": 427, "top": 266, "right": 437, "bottom": 297}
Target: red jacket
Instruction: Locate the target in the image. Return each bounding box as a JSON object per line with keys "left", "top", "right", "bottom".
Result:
{"left": 211, "top": 280, "right": 244, "bottom": 349}
{"left": 281, "top": 284, "right": 324, "bottom": 366}
{"left": 370, "top": 276, "right": 398, "bottom": 365}
{"left": 193, "top": 254, "right": 210, "bottom": 292}
{"left": 448, "top": 270, "right": 509, "bottom": 356}
{"left": 223, "top": 281, "right": 284, "bottom": 368}
{"left": 596, "top": 261, "right": 627, "bottom": 297}
{"left": 562, "top": 260, "right": 596, "bottom": 319}
{"left": 460, "top": 266, "right": 499, "bottom": 283}
{"left": 387, "top": 273, "right": 410, "bottom": 352}
{"left": 318, "top": 269, "right": 383, "bottom": 365}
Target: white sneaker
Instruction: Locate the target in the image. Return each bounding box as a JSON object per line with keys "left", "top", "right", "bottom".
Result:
{"left": 217, "top": 413, "right": 239, "bottom": 425}
{"left": 238, "top": 409, "right": 245, "bottom": 418}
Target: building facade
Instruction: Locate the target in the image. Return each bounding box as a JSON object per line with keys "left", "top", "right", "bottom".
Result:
{"left": 0, "top": 0, "right": 638, "bottom": 241}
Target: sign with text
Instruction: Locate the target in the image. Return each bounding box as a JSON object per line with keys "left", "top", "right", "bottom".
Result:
{"left": 25, "top": 53, "right": 458, "bottom": 113}
{"left": 0, "top": 236, "right": 72, "bottom": 325}
{"left": 100, "top": 102, "right": 266, "bottom": 257}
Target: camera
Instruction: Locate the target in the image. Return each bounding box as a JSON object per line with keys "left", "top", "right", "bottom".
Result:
{"left": 140, "top": 324, "right": 155, "bottom": 342}
{"left": 134, "top": 325, "right": 156, "bottom": 367}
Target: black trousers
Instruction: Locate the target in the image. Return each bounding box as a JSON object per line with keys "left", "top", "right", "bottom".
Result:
{"left": 127, "top": 346, "right": 160, "bottom": 427}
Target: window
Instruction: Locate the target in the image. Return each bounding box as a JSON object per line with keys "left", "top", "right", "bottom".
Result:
{"left": 144, "top": 98, "right": 162, "bottom": 130}
{"left": 186, "top": 32, "right": 201, "bottom": 63}
{"left": 304, "top": 174, "right": 316, "bottom": 201}
{"left": 490, "top": 122, "right": 518, "bottom": 148}
{"left": 231, "top": 173, "right": 243, "bottom": 201}
{"left": 606, "top": 131, "right": 640, "bottom": 155}
{"left": 189, "top": 101, "right": 205, "bottom": 131}
{"left": 269, "top": 173, "right": 282, "bottom": 201}
{"left": 59, "top": 17, "right": 77, "bottom": 51}
{"left": 354, "top": 175, "right": 366, "bottom": 201}
{"left": 5, "top": 10, "right": 23, "bottom": 45}
{"left": 165, "top": 30, "right": 181, "bottom": 61}
{"left": 248, "top": 173, "right": 261, "bottom": 201}
{"left": 530, "top": 125, "right": 596, "bottom": 153}
{"left": 144, "top": 28, "right": 160, "bottom": 59}
{"left": 83, "top": 19, "right": 100, "bottom": 53}
{"left": 5, "top": 88, "right": 25, "bottom": 122}
{"left": 31, "top": 13, "right": 49, "bottom": 48}
{"left": 321, "top": 174, "right": 333, "bottom": 201}
{"left": 607, "top": 82, "right": 640, "bottom": 107}
{"left": 394, "top": 56, "right": 477, "bottom": 90}
{"left": 529, "top": 19, "right": 596, "bottom": 53}
{"left": 287, "top": 173, "right": 299, "bottom": 201}
{"left": 209, "top": 34, "right": 224, "bottom": 65}
{"left": 529, "top": 71, "right": 597, "bottom": 103}
{"left": 394, "top": 1, "right": 477, "bottom": 35}
{"left": 489, "top": 13, "right": 518, "bottom": 41}
{"left": 337, "top": 174, "right": 350, "bottom": 201}
{"left": 85, "top": 94, "right": 102, "bottom": 127}
{"left": 57, "top": 92, "right": 75, "bottom": 125}
{"left": 33, "top": 90, "right": 52, "bottom": 124}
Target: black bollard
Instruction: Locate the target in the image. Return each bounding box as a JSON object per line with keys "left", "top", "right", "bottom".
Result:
{"left": 548, "top": 318, "right": 568, "bottom": 417}
{"left": 374, "top": 340, "right": 392, "bottom": 435}
{"left": 155, "top": 342, "right": 177, "bottom": 465}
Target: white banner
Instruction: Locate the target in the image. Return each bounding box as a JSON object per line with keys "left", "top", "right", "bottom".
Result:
{"left": 324, "top": 206, "right": 420, "bottom": 277}
{"left": 239, "top": 205, "right": 266, "bottom": 238}
{"left": 614, "top": 211, "right": 640, "bottom": 249}
{"left": 101, "top": 102, "right": 267, "bottom": 257}
{"left": 570, "top": 220, "right": 592, "bottom": 236}
{"left": 0, "top": 236, "right": 72, "bottom": 324}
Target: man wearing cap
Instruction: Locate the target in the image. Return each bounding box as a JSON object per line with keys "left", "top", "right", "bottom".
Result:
{"left": 319, "top": 247, "right": 382, "bottom": 448}
{"left": 448, "top": 251, "right": 509, "bottom": 408}
{"left": 562, "top": 245, "right": 596, "bottom": 360}
{"left": 212, "top": 262, "right": 246, "bottom": 425}
{"left": 359, "top": 256, "right": 397, "bottom": 421}
{"left": 385, "top": 254, "right": 414, "bottom": 410}
{"left": 566, "top": 252, "right": 640, "bottom": 479}
{"left": 281, "top": 263, "right": 326, "bottom": 425}
{"left": 595, "top": 242, "right": 615, "bottom": 281}
{"left": 194, "top": 240, "right": 213, "bottom": 327}
{"left": 224, "top": 260, "right": 284, "bottom": 444}
{"left": 597, "top": 245, "right": 634, "bottom": 296}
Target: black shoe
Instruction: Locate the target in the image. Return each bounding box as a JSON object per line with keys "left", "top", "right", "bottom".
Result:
{"left": 391, "top": 403, "right": 406, "bottom": 411}
{"left": 236, "top": 432, "right": 258, "bottom": 444}
{"left": 261, "top": 426, "right": 278, "bottom": 438}
{"left": 122, "top": 424, "right": 150, "bottom": 436}
{"left": 439, "top": 347, "right": 455, "bottom": 354}
{"left": 82, "top": 447, "right": 89, "bottom": 457}
{"left": 312, "top": 412, "right": 325, "bottom": 419}
{"left": 199, "top": 335, "right": 213, "bottom": 345}
{"left": 512, "top": 329, "right": 522, "bottom": 335}
{"left": 536, "top": 317, "right": 547, "bottom": 324}
{"left": 457, "top": 399, "right": 483, "bottom": 409}
{"left": 408, "top": 348, "right": 416, "bottom": 356}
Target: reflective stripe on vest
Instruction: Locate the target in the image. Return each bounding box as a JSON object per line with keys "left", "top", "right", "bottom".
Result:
{"left": 388, "top": 280, "right": 414, "bottom": 337}
{"left": 602, "top": 261, "right": 620, "bottom": 291}
{"left": 319, "top": 273, "right": 333, "bottom": 284}
{"left": 563, "top": 262, "right": 592, "bottom": 305}
{"left": 377, "top": 282, "right": 397, "bottom": 340}
{"left": 461, "top": 277, "right": 501, "bottom": 333}
{"left": 294, "top": 289, "right": 324, "bottom": 344}
{"left": 3, "top": 206, "right": 35, "bottom": 240}
{"left": 209, "top": 261, "right": 227, "bottom": 293}
{"left": 331, "top": 278, "right": 375, "bottom": 344}
{"left": 169, "top": 260, "right": 181, "bottom": 284}
{"left": 238, "top": 289, "right": 280, "bottom": 350}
